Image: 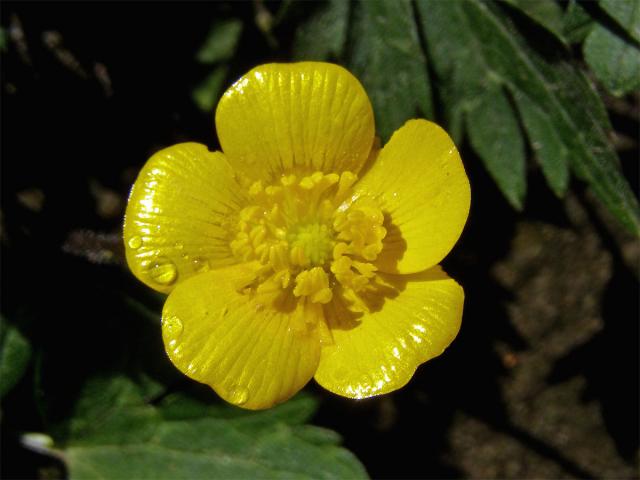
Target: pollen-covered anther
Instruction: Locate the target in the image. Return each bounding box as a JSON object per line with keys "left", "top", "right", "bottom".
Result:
{"left": 293, "top": 267, "right": 333, "bottom": 304}
{"left": 329, "top": 195, "right": 386, "bottom": 295}
{"left": 333, "top": 197, "right": 386, "bottom": 261}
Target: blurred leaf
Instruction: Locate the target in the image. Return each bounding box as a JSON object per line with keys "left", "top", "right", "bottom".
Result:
{"left": 55, "top": 375, "right": 158, "bottom": 447}
{"left": 0, "top": 315, "right": 32, "bottom": 397}
{"left": 584, "top": 8, "right": 640, "bottom": 97}
{"left": 418, "top": 0, "right": 640, "bottom": 234}
{"left": 563, "top": 0, "right": 594, "bottom": 44}
{"left": 466, "top": 86, "right": 527, "bottom": 209}
{"left": 513, "top": 92, "right": 570, "bottom": 196}
{"left": 192, "top": 18, "right": 243, "bottom": 113}
{"left": 293, "top": 0, "right": 349, "bottom": 60}
{"left": 349, "top": 0, "right": 433, "bottom": 141}
{"left": 192, "top": 66, "right": 229, "bottom": 112}
{"left": 195, "top": 19, "right": 243, "bottom": 65}
{"left": 272, "top": 0, "right": 297, "bottom": 26}
{"left": 55, "top": 376, "right": 367, "bottom": 479}
{"left": 600, "top": 0, "right": 640, "bottom": 43}
{"left": 0, "top": 27, "right": 7, "bottom": 52}
{"left": 503, "top": 0, "right": 567, "bottom": 43}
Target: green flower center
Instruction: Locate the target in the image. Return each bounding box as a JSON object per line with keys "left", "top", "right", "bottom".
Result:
{"left": 288, "top": 223, "right": 334, "bottom": 267}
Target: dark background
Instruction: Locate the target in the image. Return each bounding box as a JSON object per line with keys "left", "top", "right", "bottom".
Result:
{"left": 2, "top": 2, "right": 638, "bottom": 479}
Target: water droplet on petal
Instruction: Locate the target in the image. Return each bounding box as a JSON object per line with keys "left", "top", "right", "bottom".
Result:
{"left": 192, "top": 257, "right": 210, "bottom": 273}
{"left": 150, "top": 257, "right": 178, "bottom": 285}
{"left": 172, "top": 345, "right": 183, "bottom": 358}
{"left": 228, "top": 385, "right": 249, "bottom": 406}
{"left": 128, "top": 236, "right": 142, "bottom": 249}
{"left": 186, "top": 362, "right": 198, "bottom": 375}
{"left": 163, "top": 315, "right": 183, "bottom": 338}
{"left": 174, "top": 242, "right": 184, "bottom": 250}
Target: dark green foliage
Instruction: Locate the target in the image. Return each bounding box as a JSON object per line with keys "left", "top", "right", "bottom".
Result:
{"left": 504, "top": 0, "right": 567, "bottom": 43}
{"left": 292, "top": 0, "right": 639, "bottom": 232}
{"left": 192, "top": 19, "right": 243, "bottom": 112}
{"left": 583, "top": 0, "right": 640, "bottom": 97}
{"left": 55, "top": 377, "right": 367, "bottom": 479}
{"left": 292, "top": 0, "right": 349, "bottom": 61}
{"left": 348, "top": 0, "right": 434, "bottom": 141}
{"left": 415, "top": 0, "right": 639, "bottom": 233}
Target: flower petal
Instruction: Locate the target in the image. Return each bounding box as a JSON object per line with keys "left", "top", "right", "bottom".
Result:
{"left": 215, "top": 62, "right": 375, "bottom": 180}
{"left": 124, "top": 143, "right": 246, "bottom": 293}
{"left": 356, "top": 119, "right": 470, "bottom": 274}
{"left": 314, "top": 267, "right": 463, "bottom": 399}
{"left": 162, "top": 264, "right": 322, "bottom": 410}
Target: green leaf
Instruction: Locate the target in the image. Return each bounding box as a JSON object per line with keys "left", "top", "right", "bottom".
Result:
{"left": 503, "top": 0, "right": 567, "bottom": 43}
{"left": 0, "top": 315, "right": 32, "bottom": 397}
{"left": 292, "top": 0, "right": 349, "bottom": 61}
{"left": 54, "top": 375, "right": 158, "bottom": 447}
{"left": 466, "top": 86, "right": 527, "bottom": 209}
{"left": 600, "top": 0, "right": 640, "bottom": 43}
{"left": 192, "top": 18, "right": 243, "bottom": 113}
{"left": 584, "top": 14, "right": 640, "bottom": 96}
{"left": 55, "top": 376, "right": 367, "bottom": 479}
{"left": 192, "top": 66, "right": 229, "bottom": 112}
{"left": 349, "top": 0, "right": 433, "bottom": 141}
{"left": 418, "top": 0, "right": 640, "bottom": 234}
{"left": 512, "top": 92, "right": 570, "bottom": 196}
{"left": 158, "top": 390, "right": 318, "bottom": 426}
{"left": 563, "top": 0, "right": 594, "bottom": 44}
{"left": 195, "top": 19, "right": 243, "bottom": 65}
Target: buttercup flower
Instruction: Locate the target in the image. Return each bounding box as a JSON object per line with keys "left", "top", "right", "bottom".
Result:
{"left": 124, "top": 62, "right": 470, "bottom": 409}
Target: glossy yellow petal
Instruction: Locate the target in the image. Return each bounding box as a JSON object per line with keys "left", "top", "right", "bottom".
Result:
{"left": 314, "top": 267, "right": 463, "bottom": 399}
{"left": 215, "top": 62, "right": 375, "bottom": 180}
{"left": 124, "top": 143, "right": 246, "bottom": 293}
{"left": 355, "top": 119, "right": 470, "bottom": 274}
{"left": 162, "top": 264, "right": 322, "bottom": 410}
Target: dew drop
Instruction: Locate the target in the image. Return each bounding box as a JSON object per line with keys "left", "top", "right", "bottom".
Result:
{"left": 174, "top": 242, "right": 184, "bottom": 250}
{"left": 192, "top": 257, "right": 210, "bottom": 273}
{"left": 163, "top": 315, "right": 183, "bottom": 338}
{"left": 228, "top": 385, "right": 249, "bottom": 406}
{"left": 186, "top": 362, "right": 198, "bottom": 375}
{"left": 128, "top": 236, "right": 142, "bottom": 249}
{"left": 149, "top": 257, "right": 178, "bottom": 285}
{"left": 172, "top": 345, "right": 183, "bottom": 358}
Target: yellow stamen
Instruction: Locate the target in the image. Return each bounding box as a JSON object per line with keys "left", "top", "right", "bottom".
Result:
{"left": 229, "top": 171, "right": 387, "bottom": 313}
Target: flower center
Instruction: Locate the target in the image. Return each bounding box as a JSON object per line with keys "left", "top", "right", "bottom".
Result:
{"left": 229, "top": 171, "right": 387, "bottom": 307}
{"left": 288, "top": 223, "right": 333, "bottom": 267}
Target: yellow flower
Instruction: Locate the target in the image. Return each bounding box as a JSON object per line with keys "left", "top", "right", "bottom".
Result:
{"left": 124, "top": 62, "right": 470, "bottom": 409}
